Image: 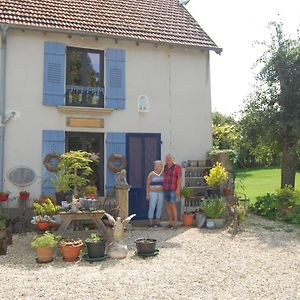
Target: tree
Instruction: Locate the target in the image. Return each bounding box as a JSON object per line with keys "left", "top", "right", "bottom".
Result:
{"left": 212, "top": 112, "right": 238, "bottom": 150}
{"left": 240, "top": 21, "right": 300, "bottom": 188}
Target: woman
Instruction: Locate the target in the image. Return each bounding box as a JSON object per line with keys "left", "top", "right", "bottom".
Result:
{"left": 146, "top": 160, "right": 164, "bottom": 228}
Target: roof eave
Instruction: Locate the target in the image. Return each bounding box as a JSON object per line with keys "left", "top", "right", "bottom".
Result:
{"left": 0, "top": 23, "right": 222, "bottom": 53}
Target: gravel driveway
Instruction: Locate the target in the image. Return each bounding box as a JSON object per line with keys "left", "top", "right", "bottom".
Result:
{"left": 0, "top": 215, "right": 299, "bottom": 300}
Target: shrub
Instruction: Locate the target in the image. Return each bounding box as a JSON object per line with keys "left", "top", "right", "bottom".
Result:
{"left": 253, "top": 187, "right": 300, "bottom": 223}
{"left": 180, "top": 187, "right": 193, "bottom": 199}
{"left": 253, "top": 193, "right": 280, "bottom": 220}
{"left": 201, "top": 198, "right": 225, "bottom": 219}
{"left": 276, "top": 185, "right": 300, "bottom": 206}
{"left": 204, "top": 162, "right": 228, "bottom": 187}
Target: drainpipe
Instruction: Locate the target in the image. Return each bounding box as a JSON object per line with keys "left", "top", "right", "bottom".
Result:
{"left": 0, "top": 25, "right": 8, "bottom": 190}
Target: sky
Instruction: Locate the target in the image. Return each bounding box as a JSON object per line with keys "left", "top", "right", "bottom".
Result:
{"left": 186, "top": 0, "right": 300, "bottom": 116}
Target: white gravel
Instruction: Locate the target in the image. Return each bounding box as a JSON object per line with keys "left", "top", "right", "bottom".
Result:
{"left": 0, "top": 215, "right": 299, "bottom": 300}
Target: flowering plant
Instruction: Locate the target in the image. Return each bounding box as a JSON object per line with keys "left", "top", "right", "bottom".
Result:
{"left": 204, "top": 162, "right": 228, "bottom": 187}
{"left": 33, "top": 198, "right": 61, "bottom": 216}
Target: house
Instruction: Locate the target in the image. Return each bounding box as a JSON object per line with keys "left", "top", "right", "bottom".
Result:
{"left": 0, "top": 0, "right": 221, "bottom": 219}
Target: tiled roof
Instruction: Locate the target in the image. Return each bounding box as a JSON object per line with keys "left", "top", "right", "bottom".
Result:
{"left": 0, "top": 0, "right": 220, "bottom": 50}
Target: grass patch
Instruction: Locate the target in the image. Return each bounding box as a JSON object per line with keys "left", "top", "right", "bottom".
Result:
{"left": 235, "top": 166, "right": 300, "bottom": 203}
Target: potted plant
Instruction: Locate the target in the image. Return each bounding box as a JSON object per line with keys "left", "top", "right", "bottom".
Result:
{"left": 85, "top": 233, "right": 105, "bottom": 258}
{"left": 180, "top": 187, "right": 194, "bottom": 226}
{"left": 32, "top": 198, "right": 61, "bottom": 230}
{"left": 60, "top": 238, "right": 83, "bottom": 262}
{"left": 55, "top": 150, "right": 93, "bottom": 197}
{"left": 204, "top": 162, "right": 229, "bottom": 197}
{"left": 202, "top": 198, "right": 226, "bottom": 228}
{"left": 135, "top": 238, "right": 157, "bottom": 254}
{"left": 19, "top": 190, "right": 30, "bottom": 200}
{"left": 84, "top": 185, "right": 98, "bottom": 199}
{"left": 0, "top": 191, "right": 9, "bottom": 202}
{"left": 31, "top": 231, "right": 58, "bottom": 263}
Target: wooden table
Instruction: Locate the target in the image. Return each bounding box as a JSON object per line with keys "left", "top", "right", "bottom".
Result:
{"left": 57, "top": 210, "right": 111, "bottom": 242}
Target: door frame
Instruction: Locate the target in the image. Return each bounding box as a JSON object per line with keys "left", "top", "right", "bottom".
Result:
{"left": 126, "top": 133, "right": 161, "bottom": 219}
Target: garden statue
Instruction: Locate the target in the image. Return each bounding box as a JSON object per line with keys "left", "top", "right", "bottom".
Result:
{"left": 115, "top": 169, "right": 128, "bottom": 187}
{"left": 104, "top": 212, "right": 136, "bottom": 258}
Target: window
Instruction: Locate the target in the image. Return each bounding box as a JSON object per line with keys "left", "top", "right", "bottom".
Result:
{"left": 66, "top": 47, "right": 104, "bottom": 107}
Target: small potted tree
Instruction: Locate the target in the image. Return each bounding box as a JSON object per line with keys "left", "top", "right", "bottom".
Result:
{"left": 85, "top": 233, "right": 105, "bottom": 258}
{"left": 181, "top": 187, "right": 194, "bottom": 226}
{"left": 56, "top": 150, "right": 93, "bottom": 197}
{"left": 31, "top": 231, "right": 58, "bottom": 263}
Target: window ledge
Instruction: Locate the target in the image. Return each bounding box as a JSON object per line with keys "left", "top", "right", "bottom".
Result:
{"left": 57, "top": 106, "right": 114, "bottom": 115}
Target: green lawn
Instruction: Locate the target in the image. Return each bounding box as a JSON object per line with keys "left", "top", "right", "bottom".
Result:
{"left": 235, "top": 167, "right": 300, "bottom": 203}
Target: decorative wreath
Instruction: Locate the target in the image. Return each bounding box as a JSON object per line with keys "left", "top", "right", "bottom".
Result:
{"left": 43, "top": 153, "right": 61, "bottom": 173}
{"left": 108, "top": 154, "right": 126, "bottom": 173}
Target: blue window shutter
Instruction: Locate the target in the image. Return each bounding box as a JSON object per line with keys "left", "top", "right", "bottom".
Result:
{"left": 41, "top": 130, "right": 65, "bottom": 195}
{"left": 43, "top": 42, "right": 65, "bottom": 106}
{"left": 106, "top": 132, "right": 126, "bottom": 193}
{"left": 105, "top": 49, "right": 125, "bottom": 109}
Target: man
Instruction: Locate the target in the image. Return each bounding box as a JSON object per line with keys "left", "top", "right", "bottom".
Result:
{"left": 163, "top": 154, "right": 182, "bottom": 229}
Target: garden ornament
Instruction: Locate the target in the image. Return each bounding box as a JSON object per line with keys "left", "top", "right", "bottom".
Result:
{"left": 115, "top": 169, "right": 128, "bottom": 187}
{"left": 104, "top": 213, "right": 136, "bottom": 241}
{"left": 104, "top": 213, "right": 136, "bottom": 259}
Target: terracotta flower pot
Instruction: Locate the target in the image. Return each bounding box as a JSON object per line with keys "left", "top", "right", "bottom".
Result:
{"left": 19, "top": 193, "right": 30, "bottom": 200}
{"left": 0, "top": 194, "right": 9, "bottom": 201}
{"left": 37, "top": 222, "right": 49, "bottom": 230}
{"left": 60, "top": 243, "right": 83, "bottom": 262}
{"left": 182, "top": 213, "right": 194, "bottom": 226}
{"left": 36, "top": 247, "right": 54, "bottom": 263}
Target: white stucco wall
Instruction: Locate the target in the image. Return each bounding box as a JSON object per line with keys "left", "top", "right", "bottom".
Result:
{"left": 3, "top": 29, "right": 212, "bottom": 199}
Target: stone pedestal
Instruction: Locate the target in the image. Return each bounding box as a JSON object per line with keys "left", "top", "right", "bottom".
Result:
{"left": 115, "top": 185, "right": 131, "bottom": 219}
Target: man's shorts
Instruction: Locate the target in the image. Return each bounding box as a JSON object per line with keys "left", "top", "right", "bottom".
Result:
{"left": 164, "top": 190, "right": 177, "bottom": 203}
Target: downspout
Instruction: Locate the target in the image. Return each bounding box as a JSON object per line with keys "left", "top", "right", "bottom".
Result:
{"left": 0, "top": 25, "right": 8, "bottom": 190}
